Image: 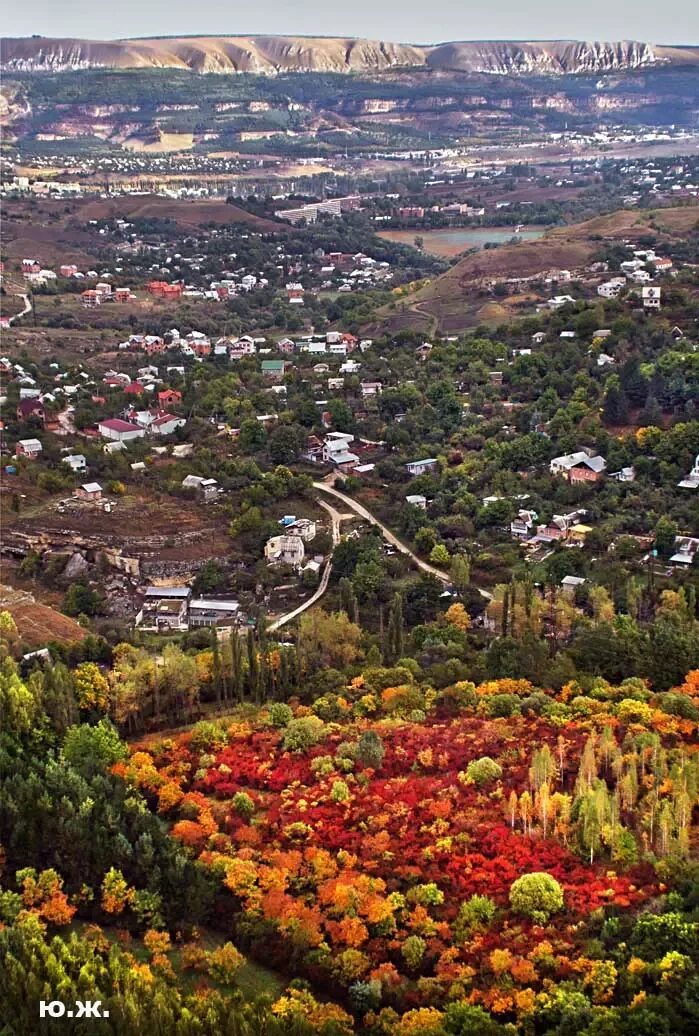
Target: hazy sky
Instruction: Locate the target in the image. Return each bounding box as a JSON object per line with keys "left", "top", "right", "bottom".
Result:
{"left": 4, "top": 0, "right": 699, "bottom": 45}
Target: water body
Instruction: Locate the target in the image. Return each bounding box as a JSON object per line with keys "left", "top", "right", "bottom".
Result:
{"left": 379, "top": 226, "right": 545, "bottom": 256}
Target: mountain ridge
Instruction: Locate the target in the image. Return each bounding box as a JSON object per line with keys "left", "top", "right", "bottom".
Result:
{"left": 3, "top": 35, "right": 699, "bottom": 76}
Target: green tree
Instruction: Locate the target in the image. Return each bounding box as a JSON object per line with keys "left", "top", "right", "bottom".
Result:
{"left": 509, "top": 872, "right": 564, "bottom": 923}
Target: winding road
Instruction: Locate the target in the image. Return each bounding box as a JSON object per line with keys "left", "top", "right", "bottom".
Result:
{"left": 269, "top": 482, "right": 491, "bottom": 630}
{"left": 7, "top": 293, "right": 32, "bottom": 326}
{"left": 267, "top": 498, "right": 347, "bottom": 631}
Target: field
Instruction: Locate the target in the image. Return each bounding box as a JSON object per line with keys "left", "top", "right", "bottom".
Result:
{"left": 77, "top": 195, "right": 288, "bottom": 232}
{"left": 0, "top": 585, "right": 87, "bottom": 648}
{"left": 2, "top": 485, "right": 234, "bottom": 570}
{"left": 377, "top": 227, "right": 544, "bottom": 257}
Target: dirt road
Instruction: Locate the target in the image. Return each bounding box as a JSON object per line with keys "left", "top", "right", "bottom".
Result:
{"left": 313, "top": 481, "right": 492, "bottom": 600}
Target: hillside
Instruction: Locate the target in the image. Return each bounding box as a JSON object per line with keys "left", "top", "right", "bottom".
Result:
{"left": 2, "top": 35, "right": 699, "bottom": 75}
{"left": 367, "top": 204, "right": 699, "bottom": 334}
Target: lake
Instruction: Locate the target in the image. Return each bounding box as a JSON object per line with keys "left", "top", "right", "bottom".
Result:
{"left": 378, "top": 226, "right": 545, "bottom": 257}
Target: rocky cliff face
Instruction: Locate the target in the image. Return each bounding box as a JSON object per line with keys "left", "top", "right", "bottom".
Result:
{"left": 2, "top": 35, "right": 698, "bottom": 76}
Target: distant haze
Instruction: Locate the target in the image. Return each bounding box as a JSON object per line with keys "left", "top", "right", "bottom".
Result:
{"left": 4, "top": 0, "right": 699, "bottom": 46}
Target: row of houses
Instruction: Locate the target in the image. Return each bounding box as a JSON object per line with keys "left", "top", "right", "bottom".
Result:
{"left": 135, "top": 586, "right": 242, "bottom": 632}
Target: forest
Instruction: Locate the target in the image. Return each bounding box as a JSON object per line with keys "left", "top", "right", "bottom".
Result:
{"left": 2, "top": 597, "right": 699, "bottom": 1035}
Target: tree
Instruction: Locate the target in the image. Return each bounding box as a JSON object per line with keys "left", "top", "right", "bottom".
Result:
{"left": 269, "top": 424, "right": 304, "bottom": 465}
{"left": 450, "top": 555, "right": 471, "bottom": 592}
{"left": 62, "top": 719, "right": 127, "bottom": 778}
{"left": 429, "top": 543, "right": 451, "bottom": 566}
{"left": 655, "top": 516, "right": 678, "bottom": 559}
{"left": 509, "top": 872, "right": 564, "bottom": 923}
{"left": 444, "top": 603, "right": 470, "bottom": 630}
{"left": 63, "top": 583, "right": 101, "bottom": 617}
{"left": 73, "top": 662, "right": 109, "bottom": 713}
{"left": 464, "top": 757, "right": 502, "bottom": 787}
{"left": 356, "top": 730, "right": 385, "bottom": 770}
{"left": 384, "top": 593, "right": 404, "bottom": 665}
{"left": 603, "top": 380, "right": 630, "bottom": 426}
{"left": 298, "top": 609, "right": 361, "bottom": 671}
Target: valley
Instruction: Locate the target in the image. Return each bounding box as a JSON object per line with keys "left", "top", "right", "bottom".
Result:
{"left": 2, "top": 24, "right": 699, "bottom": 1036}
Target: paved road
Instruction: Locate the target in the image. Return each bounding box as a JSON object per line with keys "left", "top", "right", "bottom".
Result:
{"left": 314, "top": 480, "right": 492, "bottom": 601}
{"left": 268, "top": 498, "right": 345, "bottom": 631}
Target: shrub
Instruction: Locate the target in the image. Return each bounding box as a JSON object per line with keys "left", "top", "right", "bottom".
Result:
{"left": 330, "top": 779, "right": 351, "bottom": 803}
{"left": 189, "top": 720, "right": 229, "bottom": 752}
{"left": 616, "top": 698, "right": 653, "bottom": 725}
{"left": 231, "top": 792, "right": 255, "bottom": 819}
{"left": 355, "top": 730, "right": 385, "bottom": 770}
{"left": 282, "top": 716, "right": 326, "bottom": 753}
{"left": 509, "top": 873, "right": 564, "bottom": 924}
{"left": 484, "top": 693, "right": 520, "bottom": 718}
{"left": 268, "top": 702, "right": 293, "bottom": 728}
{"left": 401, "top": 934, "right": 426, "bottom": 970}
{"left": 454, "top": 895, "right": 497, "bottom": 938}
{"left": 407, "top": 883, "right": 444, "bottom": 907}
{"left": 463, "top": 757, "right": 503, "bottom": 787}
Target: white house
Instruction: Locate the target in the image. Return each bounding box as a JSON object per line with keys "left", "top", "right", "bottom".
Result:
{"left": 547, "top": 295, "right": 575, "bottom": 310}
{"left": 98, "top": 419, "right": 145, "bottom": 442}
{"left": 15, "top": 438, "right": 43, "bottom": 459}
{"left": 597, "top": 279, "right": 625, "bottom": 299}
{"left": 323, "top": 432, "right": 359, "bottom": 468}
{"left": 642, "top": 286, "right": 661, "bottom": 309}
{"left": 406, "top": 458, "right": 438, "bottom": 476}
{"left": 62, "top": 453, "right": 87, "bottom": 472}
{"left": 151, "top": 414, "right": 186, "bottom": 436}
{"left": 678, "top": 454, "right": 699, "bottom": 490}
{"left": 670, "top": 537, "right": 699, "bottom": 566}
{"left": 264, "top": 535, "right": 306, "bottom": 568}
{"left": 286, "top": 518, "right": 317, "bottom": 541}
{"left": 406, "top": 494, "right": 427, "bottom": 510}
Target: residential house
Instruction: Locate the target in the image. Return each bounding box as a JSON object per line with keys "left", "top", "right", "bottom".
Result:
{"left": 15, "top": 438, "right": 42, "bottom": 459}
{"left": 182, "top": 474, "right": 220, "bottom": 501}
{"left": 136, "top": 586, "right": 191, "bottom": 632}
{"left": 550, "top": 451, "right": 606, "bottom": 483}
{"left": 264, "top": 535, "right": 306, "bottom": 568}
{"left": 642, "top": 286, "right": 661, "bottom": 309}
{"left": 62, "top": 454, "right": 87, "bottom": 472}
{"left": 323, "top": 431, "right": 359, "bottom": 469}
{"left": 406, "top": 458, "right": 438, "bottom": 477}
{"left": 277, "top": 337, "right": 296, "bottom": 354}
{"left": 98, "top": 418, "right": 145, "bottom": 442}
{"left": 81, "top": 290, "right": 102, "bottom": 308}
{"left": 547, "top": 295, "right": 575, "bottom": 310}
{"left": 406, "top": 494, "right": 427, "bottom": 510}
{"left": 158, "top": 389, "right": 182, "bottom": 407}
{"left": 678, "top": 454, "right": 699, "bottom": 491}
{"left": 189, "top": 598, "right": 241, "bottom": 628}
{"left": 670, "top": 537, "right": 699, "bottom": 566}
{"left": 150, "top": 413, "right": 186, "bottom": 436}
{"left": 16, "top": 398, "right": 46, "bottom": 424}
{"left": 261, "top": 359, "right": 287, "bottom": 380}
{"left": 285, "top": 518, "right": 317, "bottom": 542}
{"left": 74, "top": 482, "right": 103, "bottom": 503}
{"left": 597, "top": 279, "right": 625, "bottom": 299}
{"left": 561, "top": 575, "right": 586, "bottom": 594}
{"left": 511, "top": 509, "right": 538, "bottom": 538}
{"left": 302, "top": 435, "right": 324, "bottom": 463}
{"left": 360, "top": 380, "right": 382, "bottom": 398}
